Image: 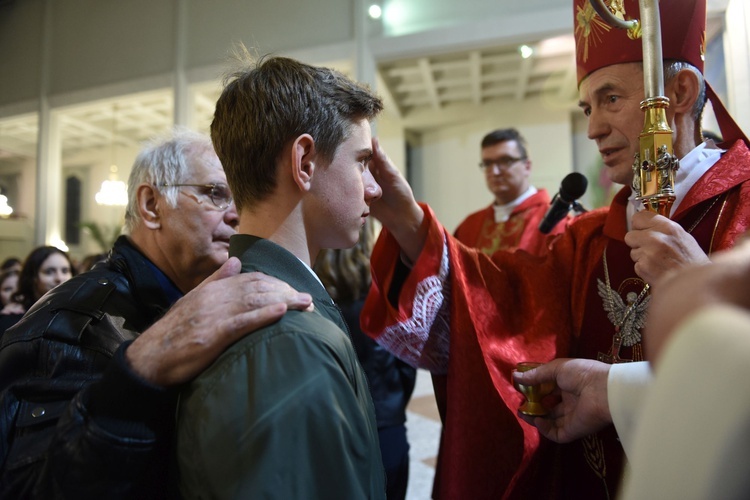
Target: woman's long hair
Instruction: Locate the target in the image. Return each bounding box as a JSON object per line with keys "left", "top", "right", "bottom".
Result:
{"left": 12, "top": 246, "right": 76, "bottom": 310}
{"left": 314, "top": 219, "right": 376, "bottom": 303}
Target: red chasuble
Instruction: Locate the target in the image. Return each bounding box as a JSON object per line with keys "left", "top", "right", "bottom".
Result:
{"left": 454, "top": 189, "right": 565, "bottom": 257}
{"left": 362, "top": 140, "right": 750, "bottom": 499}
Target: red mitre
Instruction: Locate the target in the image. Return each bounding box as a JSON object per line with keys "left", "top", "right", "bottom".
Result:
{"left": 574, "top": 0, "right": 706, "bottom": 85}
{"left": 574, "top": 0, "right": 748, "bottom": 147}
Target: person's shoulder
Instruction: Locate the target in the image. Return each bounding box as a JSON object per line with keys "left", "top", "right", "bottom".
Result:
{"left": 459, "top": 205, "right": 493, "bottom": 224}
{"left": 255, "top": 309, "right": 351, "bottom": 354}
{"left": 455, "top": 205, "right": 493, "bottom": 237}
{"left": 1, "top": 263, "right": 136, "bottom": 348}
{"left": 570, "top": 205, "right": 609, "bottom": 230}
{"left": 209, "top": 308, "right": 353, "bottom": 370}
{"left": 185, "top": 310, "right": 355, "bottom": 397}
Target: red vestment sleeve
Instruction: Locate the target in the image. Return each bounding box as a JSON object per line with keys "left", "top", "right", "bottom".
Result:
{"left": 362, "top": 202, "right": 609, "bottom": 497}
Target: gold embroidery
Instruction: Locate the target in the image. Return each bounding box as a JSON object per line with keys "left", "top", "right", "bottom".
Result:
{"left": 576, "top": 0, "right": 645, "bottom": 62}
{"left": 582, "top": 434, "right": 611, "bottom": 499}
{"left": 609, "top": 0, "right": 626, "bottom": 20}
{"left": 477, "top": 214, "right": 525, "bottom": 255}
{"left": 575, "top": 2, "right": 611, "bottom": 63}
{"left": 707, "top": 195, "right": 728, "bottom": 254}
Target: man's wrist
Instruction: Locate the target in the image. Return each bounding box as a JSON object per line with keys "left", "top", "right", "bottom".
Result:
{"left": 388, "top": 203, "right": 426, "bottom": 264}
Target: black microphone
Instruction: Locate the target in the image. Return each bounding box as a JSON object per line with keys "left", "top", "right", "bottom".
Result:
{"left": 538, "top": 172, "right": 588, "bottom": 234}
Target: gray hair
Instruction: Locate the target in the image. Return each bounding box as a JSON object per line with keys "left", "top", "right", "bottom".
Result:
{"left": 663, "top": 60, "right": 706, "bottom": 123}
{"left": 124, "top": 127, "right": 214, "bottom": 234}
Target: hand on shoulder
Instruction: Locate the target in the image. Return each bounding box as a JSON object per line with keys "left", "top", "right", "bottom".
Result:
{"left": 125, "top": 257, "right": 313, "bottom": 386}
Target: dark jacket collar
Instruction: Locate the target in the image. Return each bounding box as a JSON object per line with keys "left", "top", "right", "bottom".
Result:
{"left": 229, "top": 234, "right": 331, "bottom": 304}
{"left": 106, "top": 235, "right": 179, "bottom": 322}
{"left": 229, "top": 235, "right": 347, "bottom": 331}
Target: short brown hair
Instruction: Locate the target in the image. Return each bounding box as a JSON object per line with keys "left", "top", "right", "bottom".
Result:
{"left": 480, "top": 128, "right": 528, "bottom": 158}
{"left": 211, "top": 53, "right": 383, "bottom": 212}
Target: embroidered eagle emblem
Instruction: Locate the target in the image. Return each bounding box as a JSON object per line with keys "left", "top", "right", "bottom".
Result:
{"left": 597, "top": 278, "right": 651, "bottom": 346}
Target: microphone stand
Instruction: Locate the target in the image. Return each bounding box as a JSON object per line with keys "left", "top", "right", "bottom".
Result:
{"left": 571, "top": 201, "right": 588, "bottom": 215}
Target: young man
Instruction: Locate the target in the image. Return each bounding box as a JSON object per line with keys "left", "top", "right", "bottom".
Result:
{"left": 0, "top": 129, "right": 311, "bottom": 498}
{"left": 362, "top": 0, "right": 750, "bottom": 498}
{"left": 455, "top": 128, "right": 565, "bottom": 256}
{"left": 174, "top": 56, "right": 386, "bottom": 499}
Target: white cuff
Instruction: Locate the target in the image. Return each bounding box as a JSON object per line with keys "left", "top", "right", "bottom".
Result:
{"left": 607, "top": 361, "right": 653, "bottom": 458}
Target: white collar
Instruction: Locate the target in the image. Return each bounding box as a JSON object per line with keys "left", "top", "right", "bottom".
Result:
{"left": 493, "top": 186, "right": 537, "bottom": 223}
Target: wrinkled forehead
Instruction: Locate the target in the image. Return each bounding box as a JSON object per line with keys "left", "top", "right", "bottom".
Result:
{"left": 185, "top": 146, "right": 226, "bottom": 181}
{"left": 577, "top": 62, "right": 643, "bottom": 101}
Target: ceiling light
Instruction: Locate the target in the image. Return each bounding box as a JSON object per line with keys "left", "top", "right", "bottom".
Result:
{"left": 0, "top": 194, "right": 12, "bottom": 217}
{"left": 95, "top": 168, "right": 128, "bottom": 206}
{"left": 95, "top": 104, "right": 128, "bottom": 207}
{"left": 50, "top": 236, "right": 69, "bottom": 252}
{"left": 368, "top": 4, "right": 382, "bottom": 19}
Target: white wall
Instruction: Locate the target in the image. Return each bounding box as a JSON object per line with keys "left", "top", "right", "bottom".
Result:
{"left": 409, "top": 99, "right": 573, "bottom": 233}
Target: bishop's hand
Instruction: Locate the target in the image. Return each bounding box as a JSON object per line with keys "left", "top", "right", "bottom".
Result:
{"left": 625, "top": 210, "right": 709, "bottom": 285}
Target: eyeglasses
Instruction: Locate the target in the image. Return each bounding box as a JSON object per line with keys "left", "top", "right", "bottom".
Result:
{"left": 157, "top": 183, "right": 233, "bottom": 210}
{"left": 478, "top": 156, "right": 527, "bottom": 170}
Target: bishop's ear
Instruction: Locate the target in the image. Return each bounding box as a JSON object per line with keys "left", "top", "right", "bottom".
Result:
{"left": 291, "top": 134, "right": 317, "bottom": 192}
{"left": 669, "top": 68, "right": 701, "bottom": 117}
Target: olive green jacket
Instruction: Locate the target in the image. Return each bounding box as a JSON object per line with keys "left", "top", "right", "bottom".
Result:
{"left": 175, "top": 235, "right": 385, "bottom": 499}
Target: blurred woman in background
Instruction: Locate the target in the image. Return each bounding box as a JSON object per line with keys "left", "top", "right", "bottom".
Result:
{"left": 0, "top": 269, "right": 19, "bottom": 308}
{"left": 0, "top": 246, "right": 76, "bottom": 335}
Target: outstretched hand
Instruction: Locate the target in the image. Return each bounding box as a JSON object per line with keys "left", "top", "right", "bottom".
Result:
{"left": 513, "top": 358, "right": 612, "bottom": 443}
{"left": 126, "top": 257, "right": 313, "bottom": 386}
{"left": 369, "top": 137, "right": 426, "bottom": 263}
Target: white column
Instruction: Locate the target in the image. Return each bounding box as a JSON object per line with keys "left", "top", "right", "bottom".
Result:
{"left": 34, "top": 0, "right": 62, "bottom": 247}
{"left": 354, "top": 0, "right": 379, "bottom": 133}
{"left": 723, "top": 0, "right": 750, "bottom": 135}
{"left": 173, "top": 0, "right": 190, "bottom": 128}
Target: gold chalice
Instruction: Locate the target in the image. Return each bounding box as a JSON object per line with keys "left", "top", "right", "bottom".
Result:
{"left": 513, "top": 362, "right": 555, "bottom": 417}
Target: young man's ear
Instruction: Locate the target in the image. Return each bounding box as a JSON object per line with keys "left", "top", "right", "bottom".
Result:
{"left": 291, "top": 134, "right": 317, "bottom": 192}
{"left": 136, "top": 184, "right": 162, "bottom": 229}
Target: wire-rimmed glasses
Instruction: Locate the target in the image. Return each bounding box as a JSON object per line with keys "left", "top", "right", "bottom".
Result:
{"left": 157, "top": 183, "right": 233, "bottom": 210}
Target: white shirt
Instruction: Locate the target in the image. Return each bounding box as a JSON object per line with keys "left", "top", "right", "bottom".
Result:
{"left": 492, "top": 186, "right": 537, "bottom": 223}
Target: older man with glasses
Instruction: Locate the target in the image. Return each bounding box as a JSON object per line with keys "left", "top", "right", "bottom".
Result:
{"left": 0, "top": 127, "right": 313, "bottom": 499}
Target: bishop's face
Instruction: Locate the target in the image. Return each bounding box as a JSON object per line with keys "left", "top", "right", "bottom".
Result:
{"left": 578, "top": 62, "right": 648, "bottom": 186}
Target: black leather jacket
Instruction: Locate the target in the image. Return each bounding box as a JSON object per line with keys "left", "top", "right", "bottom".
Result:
{"left": 0, "top": 236, "right": 180, "bottom": 499}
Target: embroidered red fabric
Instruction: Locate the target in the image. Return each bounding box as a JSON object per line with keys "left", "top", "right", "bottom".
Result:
{"left": 362, "top": 140, "right": 750, "bottom": 498}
